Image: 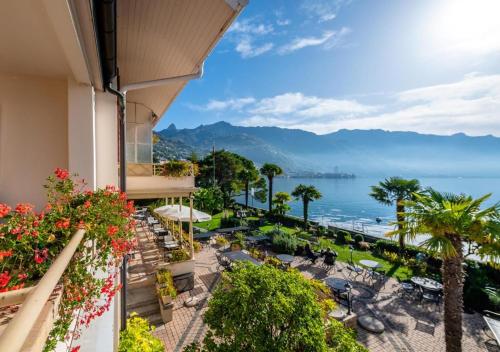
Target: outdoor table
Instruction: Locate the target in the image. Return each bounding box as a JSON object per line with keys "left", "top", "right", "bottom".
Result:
{"left": 245, "top": 235, "right": 270, "bottom": 243}
{"left": 276, "top": 254, "right": 294, "bottom": 264}
{"left": 223, "top": 250, "right": 261, "bottom": 266}
{"left": 359, "top": 259, "right": 382, "bottom": 270}
{"left": 133, "top": 214, "right": 145, "bottom": 220}
{"left": 411, "top": 276, "right": 443, "bottom": 291}
{"left": 162, "top": 241, "right": 179, "bottom": 250}
{"left": 147, "top": 217, "right": 159, "bottom": 225}
{"left": 325, "top": 277, "right": 350, "bottom": 293}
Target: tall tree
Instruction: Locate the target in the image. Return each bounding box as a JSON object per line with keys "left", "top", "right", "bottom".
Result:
{"left": 400, "top": 190, "right": 499, "bottom": 352}
{"left": 238, "top": 168, "right": 259, "bottom": 208}
{"left": 273, "top": 192, "right": 291, "bottom": 216}
{"left": 260, "top": 163, "right": 283, "bottom": 213}
{"left": 292, "top": 184, "right": 322, "bottom": 228}
{"left": 370, "top": 177, "right": 421, "bottom": 250}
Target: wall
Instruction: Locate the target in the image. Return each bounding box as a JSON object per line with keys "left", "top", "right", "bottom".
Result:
{"left": 95, "top": 92, "right": 119, "bottom": 188}
{"left": 0, "top": 74, "right": 68, "bottom": 209}
{"left": 68, "top": 80, "right": 96, "bottom": 189}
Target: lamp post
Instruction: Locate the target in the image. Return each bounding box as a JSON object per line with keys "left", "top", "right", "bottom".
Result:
{"left": 344, "top": 282, "right": 353, "bottom": 315}
{"left": 349, "top": 244, "right": 354, "bottom": 264}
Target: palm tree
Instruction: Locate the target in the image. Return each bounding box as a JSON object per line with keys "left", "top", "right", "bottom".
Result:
{"left": 238, "top": 168, "right": 258, "bottom": 208}
{"left": 260, "top": 163, "right": 283, "bottom": 212}
{"left": 401, "top": 189, "right": 499, "bottom": 352}
{"left": 273, "top": 192, "right": 291, "bottom": 216}
{"left": 370, "top": 177, "right": 421, "bottom": 250}
{"left": 292, "top": 184, "right": 322, "bottom": 228}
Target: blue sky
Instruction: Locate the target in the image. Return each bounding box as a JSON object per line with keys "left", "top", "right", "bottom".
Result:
{"left": 156, "top": 0, "right": 500, "bottom": 136}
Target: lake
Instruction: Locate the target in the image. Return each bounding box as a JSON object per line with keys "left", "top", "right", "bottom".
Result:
{"left": 238, "top": 177, "right": 500, "bottom": 244}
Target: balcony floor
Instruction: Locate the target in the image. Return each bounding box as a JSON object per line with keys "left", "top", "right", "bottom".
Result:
{"left": 127, "top": 224, "right": 491, "bottom": 352}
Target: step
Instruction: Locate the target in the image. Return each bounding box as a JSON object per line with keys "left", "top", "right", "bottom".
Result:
{"left": 128, "top": 302, "right": 160, "bottom": 318}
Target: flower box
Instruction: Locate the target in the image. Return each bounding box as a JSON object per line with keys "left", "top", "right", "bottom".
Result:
{"left": 158, "top": 298, "right": 174, "bottom": 324}
{"left": 157, "top": 258, "right": 195, "bottom": 277}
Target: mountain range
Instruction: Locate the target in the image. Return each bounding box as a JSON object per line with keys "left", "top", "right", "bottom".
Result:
{"left": 154, "top": 121, "right": 500, "bottom": 177}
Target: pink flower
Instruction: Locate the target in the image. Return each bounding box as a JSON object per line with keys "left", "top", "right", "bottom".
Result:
{"left": 54, "top": 168, "right": 69, "bottom": 180}
{"left": 0, "top": 204, "right": 11, "bottom": 218}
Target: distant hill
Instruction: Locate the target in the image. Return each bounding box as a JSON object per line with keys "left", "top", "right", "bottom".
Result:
{"left": 154, "top": 121, "right": 500, "bottom": 177}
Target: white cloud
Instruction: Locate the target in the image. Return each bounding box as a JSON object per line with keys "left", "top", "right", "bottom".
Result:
{"left": 238, "top": 74, "right": 500, "bottom": 136}
{"left": 277, "top": 19, "right": 291, "bottom": 26}
{"left": 228, "top": 19, "right": 274, "bottom": 35}
{"left": 236, "top": 38, "right": 274, "bottom": 58}
{"left": 277, "top": 28, "right": 350, "bottom": 55}
{"left": 301, "top": 0, "right": 351, "bottom": 23}
{"left": 192, "top": 97, "right": 256, "bottom": 112}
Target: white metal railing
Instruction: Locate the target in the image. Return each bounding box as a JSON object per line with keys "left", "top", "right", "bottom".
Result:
{"left": 0, "top": 229, "right": 86, "bottom": 352}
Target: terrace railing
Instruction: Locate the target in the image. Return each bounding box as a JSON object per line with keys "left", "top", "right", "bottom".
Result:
{"left": 0, "top": 229, "right": 86, "bottom": 352}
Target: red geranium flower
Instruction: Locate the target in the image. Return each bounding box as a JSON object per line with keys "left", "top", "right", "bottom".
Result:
{"left": 0, "top": 271, "right": 11, "bottom": 288}
{"left": 54, "top": 168, "right": 69, "bottom": 180}
{"left": 107, "top": 225, "right": 119, "bottom": 236}
{"left": 15, "top": 203, "right": 33, "bottom": 215}
{"left": 83, "top": 200, "right": 91, "bottom": 209}
{"left": 55, "top": 218, "right": 70, "bottom": 229}
{"left": 0, "top": 250, "right": 12, "bottom": 261}
{"left": 0, "top": 204, "right": 11, "bottom": 218}
{"left": 17, "top": 273, "right": 27, "bottom": 281}
{"left": 34, "top": 248, "right": 48, "bottom": 264}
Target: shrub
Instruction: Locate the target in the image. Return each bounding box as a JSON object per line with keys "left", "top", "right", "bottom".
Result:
{"left": 358, "top": 241, "right": 371, "bottom": 251}
{"left": 193, "top": 241, "right": 202, "bottom": 253}
{"left": 183, "top": 343, "right": 202, "bottom": 352}
{"left": 170, "top": 249, "right": 191, "bottom": 263}
{"left": 119, "top": 313, "right": 164, "bottom": 352}
{"left": 353, "top": 234, "right": 364, "bottom": 244}
{"left": 325, "top": 319, "right": 368, "bottom": 352}
{"left": 264, "top": 256, "right": 283, "bottom": 268}
{"left": 272, "top": 232, "right": 298, "bottom": 254}
{"left": 336, "top": 230, "right": 352, "bottom": 244}
{"left": 295, "top": 230, "right": 313, "bottom": 240}
{"left": 203, "top": 263, "right": 327, "bottom": 352}
{"left": 214, "top": 235, "right": 229, "bottom": 247}
{"left": 231, "top": 232, "right": 246, "bottom": 249}
{"left": 156, "top": 270, "right": 177, "bottom": 299}
{"left": 161, "top": 160, "right": 193, "bottom": 177}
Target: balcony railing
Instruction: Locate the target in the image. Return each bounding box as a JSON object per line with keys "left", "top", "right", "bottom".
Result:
{"left": 0, "top": 229, "right": 86, "bottom": 352}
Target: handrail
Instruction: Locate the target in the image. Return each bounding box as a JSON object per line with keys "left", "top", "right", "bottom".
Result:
{"left": 0, "top": 229, "right": 86, "bottom": 352}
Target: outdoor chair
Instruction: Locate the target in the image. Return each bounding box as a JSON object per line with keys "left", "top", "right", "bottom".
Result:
{"left": 483, "top": 310, "right": 500, "bottom": 348}
{"left": 398, "top": 281, "right": 417, "bottom": 300}
{"left": 322, "top": 252, "right": 337, "bottom": 273}
{"left": 346, "top": 263, "right": 364, "bottom": 281}
{"left": 304, "top": 244, "right": 320, "bottom": 264}
{"left": 215, "top": 252, "right": 231, "bottom": 271}
{"left": 420, "top": 287, "right": 442, "bottom": 311}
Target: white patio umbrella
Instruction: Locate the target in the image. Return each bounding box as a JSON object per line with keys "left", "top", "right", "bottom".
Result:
{"left": 154, "top": 204, "right": 212, "bottom": 222}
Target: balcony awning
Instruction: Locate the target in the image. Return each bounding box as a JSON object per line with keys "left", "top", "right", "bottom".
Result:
{"left": 155, "top": 205, "right": 212, "bottom": 223}
{"left": 117, "top": 0, "right": 246, "bottom": 125}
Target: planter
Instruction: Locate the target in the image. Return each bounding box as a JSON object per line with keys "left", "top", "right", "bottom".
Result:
{"left": 158, "top": 297, "right": 174, "bottom": 324}
{"left": 158, "top": 258, "right": 195, "bottom": 277}
{"left": 230, "top": 243, "right": 242, "bottom": 251}
{"left": 173, "top": 272, "right": 195, "bottom": 293}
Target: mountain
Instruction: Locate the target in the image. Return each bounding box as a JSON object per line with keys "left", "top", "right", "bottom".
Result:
{"left": 154, "top": 122, "right": 500, "bottom": 177}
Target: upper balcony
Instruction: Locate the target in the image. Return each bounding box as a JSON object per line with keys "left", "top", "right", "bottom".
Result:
{"left": 126, "top": 161, "right": 196, "bottom": 199}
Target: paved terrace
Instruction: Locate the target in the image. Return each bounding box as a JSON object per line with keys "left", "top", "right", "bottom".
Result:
{"left": 127, "top": 224, "right": 494, "bottom": 352}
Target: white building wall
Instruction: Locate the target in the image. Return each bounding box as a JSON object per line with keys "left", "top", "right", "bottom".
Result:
{"left": 68, "top": 80, "right": 96, "bottom": 189}
{"left": 95, "top": 92, "right": 119, "bottom": 188}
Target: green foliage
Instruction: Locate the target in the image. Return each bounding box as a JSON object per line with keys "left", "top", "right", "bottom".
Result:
{"left": 169, "top": 249, "right": 191, "bottom": 263}
{"left": 214, "top": 235, "right": 229, "bottom": 247}
{"left": 182, "top": 343, "right": 202, "bottom": 352}
{"left": 264, "top": 256, "right": 283, "bottom": 268}
{"left": 353, "top": 234, "right": 364, "bottom": 244}
{"left": 156, "top": 269, "right": 177, "bottom": 299}
{"left": 272, "top": 232, "right": 299, "bottom": 254}
{"left": 336, "top": 230, "right": 352, "bottom": 244}
{"left": 325, "top": 319, "right": 368, "bottom": 352}
{"left": 231, "top": 232, "right": 246, "bottom": 249}
{"left": 203, "top": 263, "right": 327, "bottom": 352}
{"left": 161, "top": 160, "right": 193, "bottom": 177}
{"left": 273, "top": 192, "right": 292, "bottom": 216}
{"left": 193, "top": 187, "right": 224, "bottom": 215}
{"left": 292, "top": 184, "right": 322, "bottom": 226}
{"left": 119, "top": 313, "right": 164, "bottom": 352}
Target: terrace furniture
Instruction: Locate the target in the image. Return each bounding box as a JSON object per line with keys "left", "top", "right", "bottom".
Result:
{"left": 217, "top": 226, "right": 250, "bottom": 234}
{"left": 276, "top": 254, "right": 294, "bottom": 268}
{"left": 245, "top": 235, "right": 271, "bottom": 246}
{"left": 325, "top": 277, "right": 353, "bottom": 311}
{"left": 215, "top": 252, "right": 231, "bottom": 271}
{"left": 483, "top": 310, "right": 500, "bottom": 347}
{"left": 346, "top": 263, "right": 364, "bottom": 280}
{"left": 398, "top": 282, "right": 417, "bottom": 300}
{"left": 411, "top": 277, "right": 443, "bottom": 291}
{"left": 322, "top": 251, "right": 337, "bottom": 273}
{"left": 420, "top": 287, "right": 442, "bottom": 311}
{"left": 304, "top": 244, "right": 320, "bottom": 264}
{"left": 193, "top": 231, "right": 218, "bottom": 241}
{"left": 222, "top": 250, "right": 261, "bottom": 266}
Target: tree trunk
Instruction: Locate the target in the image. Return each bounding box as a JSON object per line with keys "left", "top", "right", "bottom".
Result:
{"left": 268, "top": 176, "right": 273, "bottom": 213}
{"left": 442, "top": 233, "right": 464, "bottom": 352}
{"left": 396, "top": 201, "right": 405, "bottom": 251}
{"left": 244, "top": 181, "right": 249, "bottom": 208}
{"left": 303, "top": 200, "right": 309, "bottom": 229}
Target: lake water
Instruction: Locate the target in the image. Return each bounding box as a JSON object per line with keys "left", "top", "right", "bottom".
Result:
{"left": 239, "top": 177, "right": 500, "bottom": 244}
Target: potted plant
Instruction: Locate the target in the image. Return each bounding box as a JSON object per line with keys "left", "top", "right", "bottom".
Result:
{"left": 230, "top": 232, "right": 246, "bottom": 251}
{"left": 213, "top": 235, "right": 229, "bottom": 249}
{"left": 156, "top": 269, "right": 176, "bottom": 323}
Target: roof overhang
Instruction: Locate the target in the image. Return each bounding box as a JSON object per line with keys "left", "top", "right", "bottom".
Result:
{"left": 116, "top": 0, "right": 247, "bottom": 125}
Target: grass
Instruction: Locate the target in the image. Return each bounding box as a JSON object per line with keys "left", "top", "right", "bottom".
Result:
{"left": 196, "top": 211, "right": 234, "bottom": 231}
{"left": 313, "top": 237, "right": 414, "bottom": 281}
{"left": 259, "top": 224, "right": 297, "bottom": 234}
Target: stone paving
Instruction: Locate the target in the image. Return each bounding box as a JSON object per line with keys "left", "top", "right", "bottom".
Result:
{"left": 127, "top": 225, "right": 496, "bottom": 352}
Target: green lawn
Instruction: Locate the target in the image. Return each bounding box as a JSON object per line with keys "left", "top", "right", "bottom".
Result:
{"left": 196, "top": 211, "right": 234, "bottom": 231}
{"left": 312, "top": 237, "right": 414, "bottom": 281}
{"left": 259, "top": 224, "right": 297, "bottom": 234}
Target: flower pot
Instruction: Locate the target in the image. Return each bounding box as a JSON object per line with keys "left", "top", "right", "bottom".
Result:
{"left": 160, "top": 294, "right": 172, "bottom": 305}
{"left": 158, "top": 298, "right": 174, "bottom": 323}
